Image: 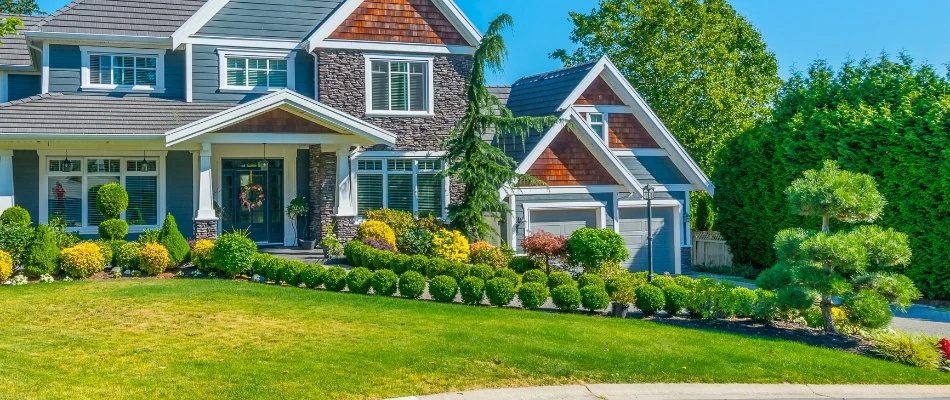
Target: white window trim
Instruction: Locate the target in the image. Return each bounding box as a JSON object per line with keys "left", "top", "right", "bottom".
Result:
{"left": 353, "top": 156, "right": 447, "bottom": 219}
{"left": 80, "top": 47, "right": 166, "bottom": 93}
{"left": 586, "top": 112, "right": 609, "bottom": 142}
{"left": 521, "top": 202, "right": 608, "bottom": 235}
{"left": 38, "top": 151, "right": 167, "bottom": 235}
{"left": 363, "top": 54, "right": 435, "bottom": 117}
{"left": 217, "top": 49, "right": 296, "bottom": 93}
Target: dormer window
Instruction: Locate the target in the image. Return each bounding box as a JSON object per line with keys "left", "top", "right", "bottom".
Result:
{"left": 81, "top": 47, "right": 165, "bottom": 92}
{"left": 217, "top": 49, "right": 295, "bottom": 93}
{"left": 365, "top": 55, "right": 434, "bottom": 116}
{"left": 588, "top": 113, "right": 608, "bottom": 141}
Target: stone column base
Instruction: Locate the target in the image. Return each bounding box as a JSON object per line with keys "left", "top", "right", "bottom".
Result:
{"left": 680, "top": 246, "right": 693, "bottom": 274}
{"left": 195, "top": 219, "right": 219, "bottom": 240}
{"left": 333, "top": 216, "right": 357, "bottom": 243}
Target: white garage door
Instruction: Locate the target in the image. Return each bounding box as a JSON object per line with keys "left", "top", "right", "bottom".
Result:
{"left": 528, "top": 209, "right": 597, "bottom": 237}
{"left": 618, "top": 208, "right": 676, "bottom": 274}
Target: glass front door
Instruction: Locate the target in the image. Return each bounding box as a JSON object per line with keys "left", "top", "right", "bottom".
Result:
{"left": 221, "top": 159, "right": 284, "bottom": 244}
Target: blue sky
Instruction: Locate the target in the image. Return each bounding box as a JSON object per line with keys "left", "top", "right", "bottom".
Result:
{"left": 35, "top": 0, "right": 950, "bottom": 84}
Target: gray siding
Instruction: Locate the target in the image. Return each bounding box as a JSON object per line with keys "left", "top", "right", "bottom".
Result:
{"left": 7, "top": 74, "right": 40, "bottom": 101}
{"left": 196, "top": 0, "right": 344, "bottom": 41}
{"left": 618, "top": 207, "right": 677, "bottom": 274}
{"left": 193, "top": 46, "right": 313, "bottom": 103}
{"left": 12, "top": 150, "right": 39, "bottom": 224}
{"left": 166, "top": 151, "right": 194, "bottom": 237}
{"left": 48, "top": 45, "right": 186, "bottom": 100}
{"left": 513, "top": 192, "right": 614, "bottom": 249}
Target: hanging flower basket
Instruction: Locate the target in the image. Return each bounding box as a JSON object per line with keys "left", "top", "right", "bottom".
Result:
{"left": 240, "top": 183, "right": 265, "bottom": 212}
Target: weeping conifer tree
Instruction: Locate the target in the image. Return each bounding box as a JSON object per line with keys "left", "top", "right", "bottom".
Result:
{"left": 443, "top": 14, "right": 556, "bottom": 241}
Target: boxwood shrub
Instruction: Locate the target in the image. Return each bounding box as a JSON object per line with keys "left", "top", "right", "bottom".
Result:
{"left": 429, "top": 275, "right": 458, "bottom": 303}
{"left": 520, "top": 269, "right": 547, "bottom": 285}
{"left": 485, "top": 277, "right": 515, "bottom": 307}
{"left": 300, "top": 263, "right": 325, "bottom": 288}
{"left": 251, "top": 253, "right": 274, "bottom": 279}
{"left": 21, "top": 224, "right": 60, "bottom": 278}
{"left": 650, "top": 275, "right": 677, "bottom": 290}
{"left": 493, "top": 267, "right": 519, "bottom": 286}
{"left": 469, "top": 264, "right": 494, "bottom": 281}
{"left": 426, "top": 257, "right": 451, "bottom": 279}
{"left": 323, "top": 267, "right": 348, "bottom": 292}
{"left": 213, "top": 232, "right": 257, "bottom": 277}
{"left": 279, "top": 260, "right": 307, "bottom": 286}
{"left": 728, "top": 287, "right": 759, "bottom": 318}
{"left": 577, "top": 273, "right": 605, "bottom": 290}
{"left": 398, "top": 271, "right": 426, "bottom": 299}
{"left": 674, "top": 275, "right": 696, "bottom": 290}
{"left": 460, "top": 277, "right": 485, "bottom": 305}
{"left": 0, "top": 205, "right": 31, "bottom": 226}
{"left": 635, "top": 284, "right": 666, "bottom": 316}
{"left": 580, "top": 285, "right": 610, "bottom": 312}
{"left": 98, "top": 219, "right": 129, "bottom": 241}
{"left": 407, "top": 255, "right": 429, "bottom": 275}
{"left": 551, "top": 285, "right": 581, "bottom": 312}
{"left": 508, "top": 256, "right": 539, "bottom": 273}
{"left": 346, "top": 267, "right": 374, "bottom": 294}
{"left": 371, "top": 269, "right": 399, "bottom": 296}
{"left": 662, "top": 285, "right": 690, "bottom": 316}
{"left": 95, "top": 183, "right": 128, "bottom": 220}
{"left": 389, "top": 254, "right": 412, "bottom": 275}
{"left": 518, "top": 282, "right": 548, "bottom": 310}
{"left": 446, "top": 262, "right": 469, "bottom": 282}
{"left": 344, "top": 241, "right": 364, "bottom": 266}
{"left": 547, "top": 271, "right": 575, "bottom": 290}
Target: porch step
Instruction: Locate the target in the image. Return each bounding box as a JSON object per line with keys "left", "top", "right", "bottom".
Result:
{"left": 261, "top": 246, "right": 326, "bottom": 264}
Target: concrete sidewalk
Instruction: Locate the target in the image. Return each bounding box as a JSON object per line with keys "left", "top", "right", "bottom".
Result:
{"left": 391, "top": 384, "right": 950, "bottom": 400}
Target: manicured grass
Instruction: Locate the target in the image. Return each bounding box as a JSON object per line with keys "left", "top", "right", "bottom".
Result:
{"left": 0, "top": 279, "right": 946, "bottom": 399}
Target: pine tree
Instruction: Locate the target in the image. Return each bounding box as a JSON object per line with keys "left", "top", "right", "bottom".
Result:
{"left": 443, "top": 14, "right": 556, "bottom": 240}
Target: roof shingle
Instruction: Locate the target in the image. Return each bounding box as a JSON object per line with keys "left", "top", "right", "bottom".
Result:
{"left": 36, "top": 0, "right": 208, "bottom": 37}
{"left": 505, "top": 61, "right": 597, "bottom": 117}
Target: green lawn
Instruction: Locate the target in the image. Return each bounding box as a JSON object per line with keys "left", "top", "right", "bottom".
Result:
{"left": 0, "top": 280, "right": 946, "bottom": 400}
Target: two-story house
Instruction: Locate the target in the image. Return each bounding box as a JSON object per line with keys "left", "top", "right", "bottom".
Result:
{"left": 0, "top": 0, "right": 712, "bottom": 274}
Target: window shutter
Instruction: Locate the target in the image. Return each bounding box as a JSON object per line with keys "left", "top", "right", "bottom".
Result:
{"left": 417, "top": 174, "right": 443, "bottom": 217}
{"left": 357, "top": 174, "right": 383, "bottom": 217}
{"left": 387, "top": 174, "right": 413, "bottom": 212}
{"left": 126, "top": 176, "right": 158, "bottom": 226}
{"left": 90, "top": 55, "right": 102, "bottom": 84}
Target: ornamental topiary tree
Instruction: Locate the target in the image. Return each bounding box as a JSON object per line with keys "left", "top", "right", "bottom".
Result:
{"left": 565, "top": 228, "right": 630, "bottom": 275}
{"left": 158, "top": 213, "right": 189, "bottom": 266}
{"left": 757, "top": 161, "right": 919, "bottom": 333}
{"left": 0, "top": 205, "right": 31, "bottom": 226}
{"left": 96, "top": 183, "right": 128, "bottom": 220}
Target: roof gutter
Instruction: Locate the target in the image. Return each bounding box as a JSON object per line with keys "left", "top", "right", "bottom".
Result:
{"left": 24, "top": 31, "right": 172, "bottom": 46}
{"left": 0, "top": 133, "right": 166, "bottom": 140}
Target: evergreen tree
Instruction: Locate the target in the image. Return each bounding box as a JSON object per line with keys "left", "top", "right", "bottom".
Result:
{"left": 442, "top": 14, "right": 556, "bottom": 240}
{"left": 158, "top": 213, "right": 190, "bottom": 266}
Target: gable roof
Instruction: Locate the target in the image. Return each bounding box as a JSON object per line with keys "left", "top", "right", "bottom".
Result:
{"left": 505, "top": 61, "right": 597, "bottom": 117}
{"left": 33, "top": 0, "right": 208, "bottom": 38}
{"left": 0, "top": 14, "right": 41, "bottom": 69}
{"left": 192, "top": 0, "right": 346, "bottom": 42}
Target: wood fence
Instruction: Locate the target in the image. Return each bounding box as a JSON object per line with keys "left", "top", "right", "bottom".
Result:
{"left": 692, "top": 231, "right": 734, "bottom": 267}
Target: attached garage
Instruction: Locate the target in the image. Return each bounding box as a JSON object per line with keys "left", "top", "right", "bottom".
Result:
{"left": 618, "top": 207, "right": 678, "bottom": 274}
{"left": 527, "top": 208, "right": 599, "bottom": 237}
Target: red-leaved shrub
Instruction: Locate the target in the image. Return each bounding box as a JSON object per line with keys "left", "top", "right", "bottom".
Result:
{"left": 521, "top": 231, "right": 567, "bottom": 273}
{"left": 940, "top": 338, "right": 950, "bottom": 360}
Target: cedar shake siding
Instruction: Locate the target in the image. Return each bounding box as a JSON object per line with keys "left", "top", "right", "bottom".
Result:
{"left": 329, "top": 0, "right": 468, "bottom": 45}
{"left": 215, "top": 109, "right": 346, "bottom": 134}
{"left": 526, "top": 128, "right": 617, "bottom": 186}
{"left": 574, "top": 76, "right": 625, "bottom": 106}
{"left": 608, "top": 113, "right": 660, "bottom": 149}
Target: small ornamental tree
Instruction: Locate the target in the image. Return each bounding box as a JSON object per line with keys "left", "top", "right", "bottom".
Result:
{"left": 566, "top": 228, "right": 629, "bottom": 275}
{"left": 521, "top": 231, "right": 567, "bottom": 274}
{"left": 758, "top": 161, "right": 919, "bottom": 332}
{"left": 158, "top": 213, "right": 189, "bottom": 266}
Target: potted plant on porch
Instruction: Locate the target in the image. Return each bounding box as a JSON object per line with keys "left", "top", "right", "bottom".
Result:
{"left": 287, "top": 196, "right": 314, "bottom": 250}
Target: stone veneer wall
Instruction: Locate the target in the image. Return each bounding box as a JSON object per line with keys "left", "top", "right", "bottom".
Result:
{"left": 194, "top": 219, "right": 218, "bottom": 240}
{"left": 681, "top": 246, "right": 693, "bottom": 274}
{"left": 308, "top": 144, "right": 359, "bottom": 244}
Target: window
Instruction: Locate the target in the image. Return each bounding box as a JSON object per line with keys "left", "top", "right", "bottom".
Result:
{"left": 588, "top": 113, "right": 608, "bottom": 140}
{"left": 225, "top": 57, "right": 288, "bottom": 89}
{"left": 355, "top": 158, "right": 444, "bottom": 218}
{"left": 46, "top": 157, "right": 160, "bottom": 229}
{"left": 81, "top": 47, "right": 165, "bottom": 91}
{"left": 367, "top": 58, "right": 432, "bottom": 115}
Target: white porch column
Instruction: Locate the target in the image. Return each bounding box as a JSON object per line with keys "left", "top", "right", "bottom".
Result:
{"left": 334, "top": 149, "right": 356, "bottom": 216}
{"left": 0, "top": 150, "right": 14, "bottom": 213}
{"left": 196, "top": 143, "right": 216, "bottom": 220}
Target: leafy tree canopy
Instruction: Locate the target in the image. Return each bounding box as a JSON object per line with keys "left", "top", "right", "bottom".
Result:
{"left": 1, "top": 15, "right": 22, "bottom": 44}
{"left": 0, "top": 0, "right": 43, "bottom": 15}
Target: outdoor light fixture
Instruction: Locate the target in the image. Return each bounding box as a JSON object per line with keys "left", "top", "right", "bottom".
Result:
{"left": 61, "top": 149, "right": 74, "bottom": 171}
{"left": 261, "top": 143, "right": 268, "bottom": 171}
{"left": 139, "top": 150, "right": 150, "bottom": 172}
{"left": 644, "top": 184, "right": 656, "bottom": 283}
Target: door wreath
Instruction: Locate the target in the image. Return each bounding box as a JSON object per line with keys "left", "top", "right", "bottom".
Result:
{"left": 240, "top": 183, "right": 265, "bottom": 212}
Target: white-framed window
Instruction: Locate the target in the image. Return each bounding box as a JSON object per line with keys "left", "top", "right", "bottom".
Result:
{"left": 355, "top": 158, "right": 445, "bottom": 218}
{"left": 587, "top": 112, "right": 608, "bottom": 141}
{"left": 217, "top": 49, "right": 295, "bottom": 92}
{"left": 45, "top": 156, "right": 161, "bottom": 230}
{"left": 365, "top": 55, "right": 434, "bottom": 116}
{"left": 80, "top": 47, "right": 165, "bottom": 92}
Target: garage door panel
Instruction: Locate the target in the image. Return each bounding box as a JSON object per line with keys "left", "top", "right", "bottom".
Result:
{"left": 528, "top": 209, "right": 597, "bottom": 237}
{"left": 619, "top": 207, "right": 676, "bottom": 274}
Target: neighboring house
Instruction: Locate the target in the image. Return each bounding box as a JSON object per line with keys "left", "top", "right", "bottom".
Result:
{"left": 0, "top": 0, "right": 712, "bottom": 274}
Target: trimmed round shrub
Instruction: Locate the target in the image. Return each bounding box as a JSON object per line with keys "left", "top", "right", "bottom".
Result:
{"left": 278, "top": 260, "right": 307, "bottom": 286}
{"left": 139, "top": 242, "right": 170, "bottom": 275}
{"left": 116, "top": 241, "right": 142, "bottom": 270}
{"left": 323, "top": 267, "right": 348, "bottom": 292}
{"left": 674, "top": 275, "right": 696, "bottom": 290}
{"left": 0, "top": 206, "right": 31, "bottom": 226}
{"left": 580, "top": 285, "right": 610, "bottom": 312}
{"left": 460, "top": 277, "right": 485, "bottom": 305}
{"left": 547, "top": 271, "right": 575, "bottom": 290}
{"left": 343, "top": 241, "right": 366, "bottom": 266}
{"left": 446, "top": 262, "right": 469, "bottom": 282}
{"left": 300, "top": 263, "right": 325, "bottom": 288}
{"left": 407, "top": 255, "right": 429, "bottom": 275}
{"left": 650, "top": 275, "right": 676, "bottom": 290}
{"left": 356, "top": 220, "right": 397, "bottom": 248}
{"left": 729, "top": 287, "right": 759, "bottom": 318}
{"left": 346, "top": 267, "right": 374, "bottom": 294}
{"left": 662, "top": 285, "right": 690, "bottom": 316}
{"left": 605, "top": 273, "right": 632, "bottom": 297}
{"left": 426, "top": 257, "right": 451, "bottom": 278}
{"left": 95, "top": 183, "right": 128, "bottom": 219}
{"left": 843, "top": 290, "right": 892, "bottom": 329}
{"left": 213, "top": 232, "right": 258, "bottom": 277}
{"left": 551, "top": 285, "right": 581, "bottom": 312}
{"left": 494, "top": 267, "right": 519, "bottom": 286}
{"left": 251, "top": 253, "right": 275, "bottom": 280}
{"left": 518, "top": 282, "right": 548, "bottom": 310}
{"left": 21, "top": 224, "right": 60, "bottom": 278}
{"left": 158, "top": 214, "right": 189, "bottom": 266}
{"left": 192, "top": 239, "right": 216, "bottom": 272}
{"left": 635, "top": 285, "right": 666, "bottom": 316}
{"left": 521, "top": 269, "right": 547, "bottom": 285}
{"left": 398, "top": 271, "right": 426, "bottom": 299}
{"left": 429, "top": 275, "right": 458, "bottom": 303}
{"left": 0, "top": 222, "right": 32, "bottom": 263}
{"left": 469, "top": 264, "right": 494, "bottom": 281}
{"left": 577, "top": 273, "right": 605, "bottom": 290}
{"left": 508, "top": 256, "right": 540, "bottom": 273}
{"left": 389, "top": 254, "right": 412, "bottom": 275}
{"left": 98, "top": 219, "right": 129, "bottom": 241}
{"left": 367, "top": 250, "right": 395, "bottom": 271}
{"left": 61, "top": 242, "right": 104, "bottom": 278}
{"left": 431, "top": 229, "right": 470, "bottom": 263}
{"left": 565, "top": 228, "right": 629, "bottom": 274}
{"left": 0, "top": 249, "right": 12, "bottom": 281}
{"left": 93, "top": 241, "right": 114, "bottom": 268}
{"left": 397, "top": 228, "right": 433, "bottom": 256}
{"left": 371, "top": 269, "right": 398, "bottom": 296}
{"left": 485, "top": 277, "right": 516, "bottom": 307}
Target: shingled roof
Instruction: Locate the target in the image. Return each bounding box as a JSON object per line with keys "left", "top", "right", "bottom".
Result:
{"left": 0, "top": 93, "right": 233, "bottom": 135}
{"left": 505, "top": 61, "right": 597, "bottom": 117}
{"left": 0, "top": 15, "right": 41, "bottom": 68}
{"left": 35, "top": 0, "right": 208, "bottom": 37}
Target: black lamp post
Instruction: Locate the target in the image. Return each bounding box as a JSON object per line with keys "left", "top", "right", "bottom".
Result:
{"left": 644, "top": 184, "right": 655, "bottom": 283}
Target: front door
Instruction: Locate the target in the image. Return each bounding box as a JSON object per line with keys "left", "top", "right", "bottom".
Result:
{"left": 221, "top": 159, "right": 284, "bottom": 244}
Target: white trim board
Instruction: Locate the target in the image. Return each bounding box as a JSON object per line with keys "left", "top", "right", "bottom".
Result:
{"left": 521, "top": 202, "right": 608, "bottom": 234}
{"left": 363, "top": 53, "right": 435, "bottom": 117}
{"left": 171, "top": 0, "right": 232, "bottom": 49}
{"left": 216, "top": 48, "right": 297, "bottom": 92}
{"left": 79, "top": 47, "right": 167, "bottom": 93}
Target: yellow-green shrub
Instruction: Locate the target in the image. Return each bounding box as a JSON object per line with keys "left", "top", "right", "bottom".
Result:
{"left": 192, "top": 239, "right": 216, "bottom": 272}
{"left": 0, "top": 249, "right": 12, "bottom": 281}
{"left": 356, "top": 220, "right": 397, "bottom": 248}
{"left": 140, "top": 243, "right": 171, "bottom": 275}
{"left": 432, "top": 229, "right": 469, "bottom": 263}
{"left": 61, "top": 242, "right": 104, "bottom": 279}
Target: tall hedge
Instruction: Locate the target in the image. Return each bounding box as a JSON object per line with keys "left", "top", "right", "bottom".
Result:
{"left": 712, "top": 55, "right": 950, "bottom": 299}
